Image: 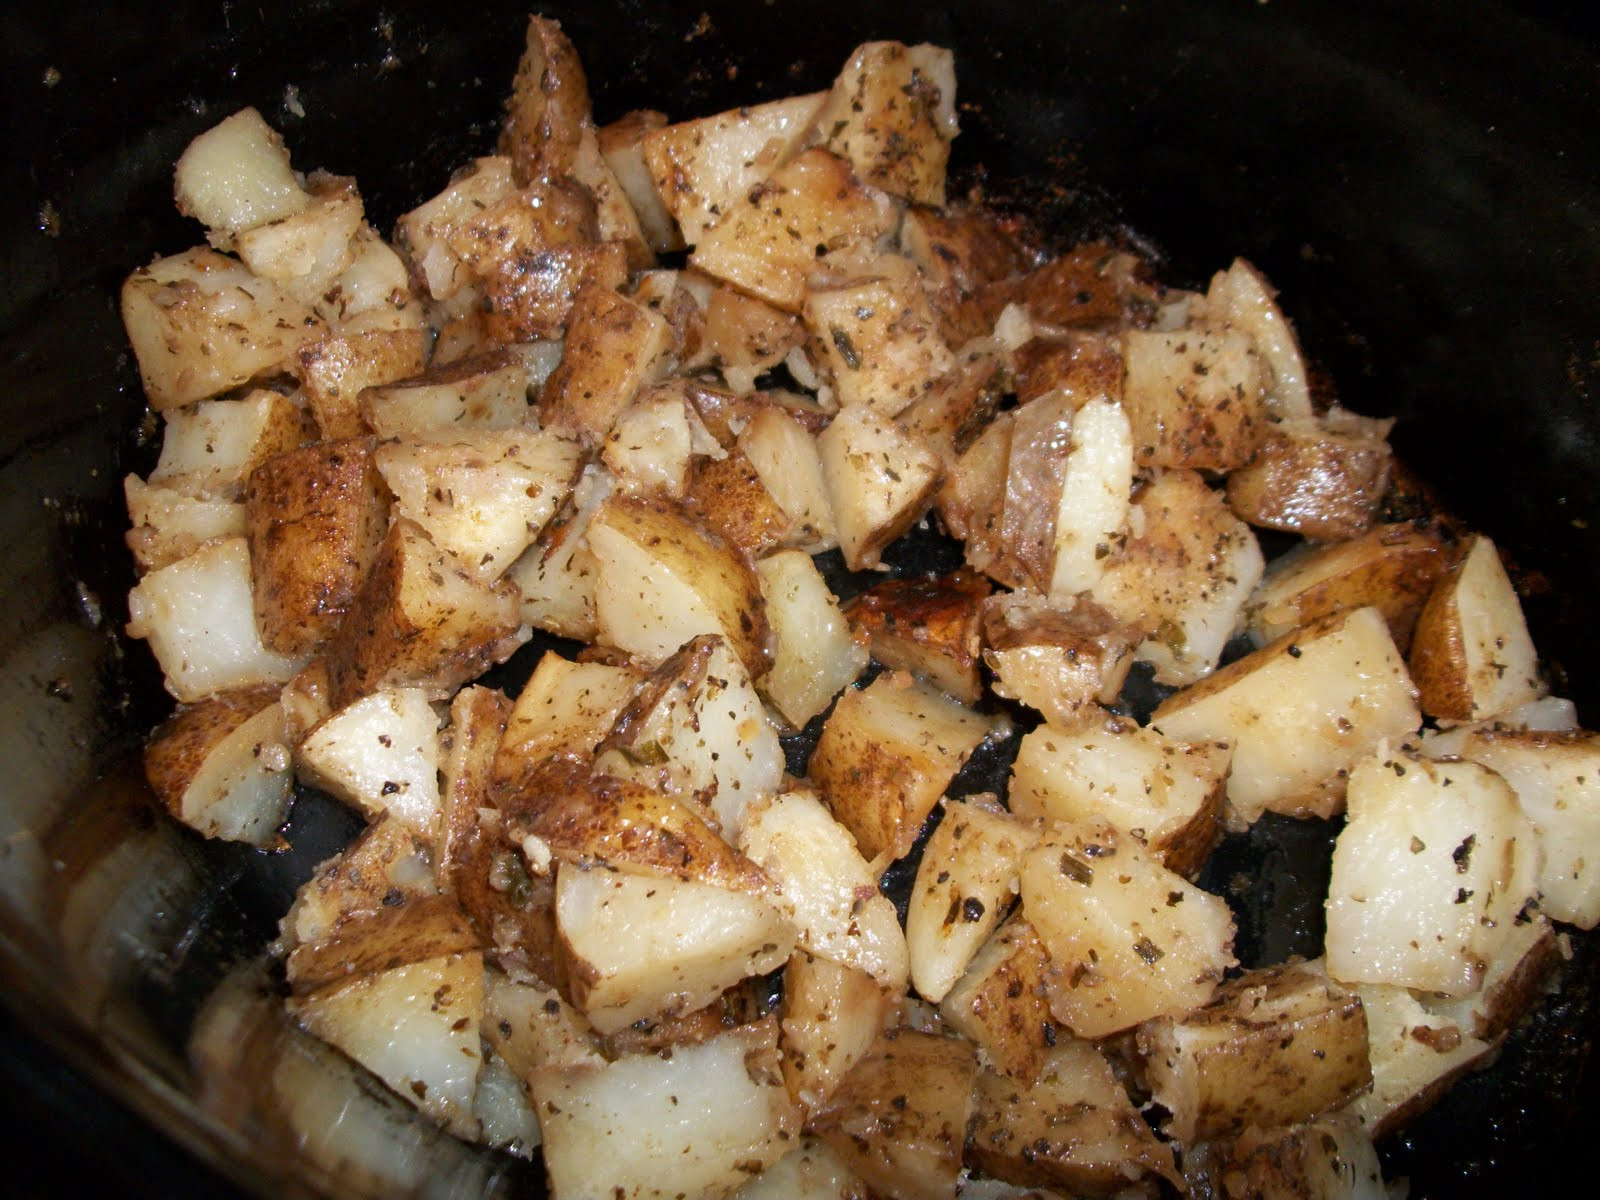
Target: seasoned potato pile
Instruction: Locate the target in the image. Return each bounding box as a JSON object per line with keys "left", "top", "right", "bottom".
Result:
{"left": 120, "top": 13, "right": 1598, "bottom": 1199}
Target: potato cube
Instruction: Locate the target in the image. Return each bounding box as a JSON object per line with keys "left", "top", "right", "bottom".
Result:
{"left": 1346, "top": 981, "right": 1492, "bottom": 1138}
{"left": 808, "top": 672, "right": 995, "bottom": 870}
{"left": 150, "top": 388, "right": 312, "bottom": 499}
{"left": 1122, "top": 328, "right": 1266, "bottom": 470}
{"left": 540, "top": 280, "right": 672, "bottom": 443}
{"left": 981, "top": 593, "right": 1137, "bottom": 730}
{"left": 1152, "top": 607, "right": 1421, "bottom": 825}
{"left": 737, "top": 405, "right": 838, "bottom": 553}
{"left": 234, "top": 173, "right": 363, "bottom": 304}
{"left": 597, "top": 109, "right": 683, "bottom": 253}
{"left": 492, "top": 651, "right": 640, "bottom": 789}
{"left": 779, "top": 953, "right": 897, "bottom": 1113}
{"left": 499, "top": 15, "right": 590, "bottom": 182}
{"left": 395, "top": 156, "right": 520, "bottom": 301}
{"left": 296, "top": 327, "right": 426, "bottom": 439}
{"left": 1225, "top": 409, "right": 1394, "bottom": 541}
{"left": 1049, "top": 394, "right": 1135, "bottom": 600}
{"left": 297, "top": 687, "right": 442, "bottom": 834}
{"left": 481, "top": 966, "right": 603, "bottom": 1081}
{"left": 124, "top": 474, "right": 246, "bottom": 573}
{"left": 939, "top": 916, "right": 1061, "bottom": 1084}
{"left": 818, "top": 405, "right": 944, "bottom": 571}
{"left": 700, "top": 285, "right": 805, "bottom": 392}
{"left": 1198, "top": 257, "right": 1313, "bottom": 420}
{"left": 280, "top": 813, "right": 438, "bottom": 950}
{"left": 359, "top": 350, "right": 537, "bottom": 437}
{"left": 174, "top": 107, "right": 309, "bottom": 240}
{"left": 508, "top": 462, "right": 611, "bottom": 641}
{"left": 1325, "top": 750, "right": 1541, "bottom": 995}
{"left": 816, "top": 42, "right": 957, "bottom": 206}
{"left": 284, "top": 891, "right": 479, "bottom": 995}
{"left": 320, "top": 224, "right": 425, "bottom": 337}
{"left": 245, "top": 438, "right": 388, "bottom": 656}
{"left": 1010, "top": 718, "right": 1228, "bottom": 880}
{"left": 484, "top": 240, "right": 631, "bottom": 343}
{"left": 684, "top": 447, "right": 791, "bottom": 557}
{"left": 755, "top": 550, "right": 868, "bottom": 729}
{"left": 846, "top": 569, "right": 988, "bottom": 706}
{"left": 143, "top": 685, "right": 293, "bottom": 845}
{"left": 1022, "top": 822, "right": 1236, "bottom": 1039}
{"left": 554, "top": 865, "right": 795, "bottom": 1034}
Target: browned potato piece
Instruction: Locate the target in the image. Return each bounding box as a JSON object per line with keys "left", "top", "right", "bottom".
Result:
{"left": 323, "top": 518, "right": 524, "bottom": 707}
{"left": 1347, "top": 981, "right": 1493, "bottom": 1139}
{"left": 700, "top": 284, "right": 806, "bottom": 391}
{"left": 819, "top": 405, "right": 945, "bottom": 572}
{"left": 895, "top": 348, "right": 1007, "bottom": 473}
{"left": 1246, "top": 521, "right": 1451, "bottom": 652}
{"left": 966, "top": 1042, "right": 1179, "bottom": 1196}
{"left": 1225, "top": 410, "right": 1394, "bottom": 540}
{"left": 981, "top": 593, "right": 1137, "bottom": 730}
{"left": 491, "top": 652, "right": 639, "bottom": 791}
{"left": 690, "top": 148, "right": 897, "bottom": 312}
{"left": 499, "top": 14, "right": 590, "bottom": 183}
{"left": 844, "top": 569, "right": 989, "bottom": 705}
{"left": 285, "top": 891, "right": 480, "bottom": 994}
{"left": 436, "top": 682, "right": 510, "bottom": 878}
{"left": 296, "top": 327, "right": 426, "bottom": 439}
{"left": 597, "top": 109, "right": 683, "bottom": 254}
{"left": 685, "top": 448, "right": 791, "bottom": 559}
{"left": 482, "top": 240, "right": 630, "bottom": 343}
{"left": 539, "top": 279, "right": 671, "bottom": 443}
{"left": 939, "top": 916, "right": 1061, "bottom": 1084}
{"left": 1186, "top": 1115, "right": 1385, "bottom": 1200}
{"left": 358, "top": 348, "right": 537, "bottom": 437}
{"left": 1136, "top": 960, "right": 1370, "bottom": 1144}
{"left": 939, "top": 412, "right": 1026, "bottom": 589}
{"left": 999, "top": 391, "right": 1076, "bottom": 593}
{"left": 245, "top": 438, "right": 387, "bottom": 657}
{"left": 150, "top": 387, "right": 314, "bottom": 499}
{"left": 809, "top": 672, "right": 996, "bottom": 870}
{"left": 1012, "top": 333, "right": 1125, "bottom": 408}
{"left": 571, "top": 125, "right": 653, "bottom": 271}
{"left": 121, "top": 247, "right": 325, "bottom": 410}
{"left": 815, "top": 42, "right": 956, "bottom": 206}
{"left": 279, "top": 812, "right": 437, "bottom": 949}
{"left": 899, "top": 205, "right": 1031, "bottom": 343}
{"left": 779, "top": 952, "right": 898, "bottom": 1113}
{"left": 810, "top": 1028, "right": 978, "bottom": 1200}
{"left": 444, "top": 178, "right": 598, "bottom": 288}
{"left": 1408, "top": 534, "right": 1544, "bottom": 723}
{"left": 1122, "top": 327, "right": 1267, "bottom": 471}
{"left": 143, "top": 685, "right": 292, "bottom": 846}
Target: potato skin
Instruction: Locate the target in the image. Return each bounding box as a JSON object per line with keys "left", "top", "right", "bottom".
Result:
{"left": 499, "top": 15, "right": 590, "bottom": 183}
{"left": 143, "top": 685, "right": 282, "bottom": 816}
{"left": 245, "top": 437, "right": 388, "bottom": 657}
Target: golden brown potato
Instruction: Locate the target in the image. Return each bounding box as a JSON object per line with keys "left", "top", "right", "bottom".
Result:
{"left": 1122, "top": 327, "right": 1267, "bottom": 471}
{"left": 245, "top": 438, "right": 388, "bottom": 657}
{"left": 684, "top": 448, "right": 791, "bottom": 559}
{"left": 295, "top": 327, "right": 426, "bottom": 439}
{"left": 482, "top": 240, "right": 630, "bottom": 343}
{"left": 1012, "top": 333, "right": 1125, "bottom": 408}
{"left": 596, "top": 109, "right": 683, "bottom": 253}
{"left": 981, "top": 593, "right": 1136, "bottom": 730}
{"left": 779, "top": 952, "right": 898, "bottom": 1114}
{"left": 323, "top": 518, "right": 524, "bottom": 708}
{"left": 539, "top": 279, "right": 671, "bottom": 443}
{"left": 150, "top": 387, "right": 314, "bottom": 500}
{"left": 844, "top": 569, "right": 989, "bottom": 705}
{"left": 491, "top": 651, "right": 639, "bottom": 792}
{"left": 1225, "top": 410, "right": 1394, "bottom": 540}
{"left": 818, "top": 405, "right": 945, "bottom": 572}
{"left": 436, "top": 684, "right": 510, "bottom": 891}
{"left": 1013, "top": 243, "right": 1153, "bottom": 330}
{"left": 894, "top": 348, "right": 1007, "bottom": 473}
{"left": 358, "top": 348, "right": 537, "bottom": 436}
{"left": 815, "top": 42, "right": 956, "bottom": 206}
{"left": 279, "top": 812, "right": 438, "bottom": 950}
{"left": 809, "top": 1028, "right": 978, "bottom": 1200}
{"left": 700, "top": 285, "right": 806, "bottom": 391}
{"left": 499, "top": 14, "right": 590, "bottom": 183}
{"left": 939, "top": 412, "right": 1025, "bottom": 588}
{"left": 938, "top": 916, "right": 1061, "bottom": 1085}
{"left": 999, "top": 390, "right": 1076, "bottom": 593}
{"left": 285, "top": 891, "right": 480, "bottom": 994}
{"left": 898, "top": 204, "right": 1032, "bottom": 344}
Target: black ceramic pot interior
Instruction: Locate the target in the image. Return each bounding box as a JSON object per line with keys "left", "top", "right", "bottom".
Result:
{"left": 2, "top": 2, "right": 1598, "bottom": 1197}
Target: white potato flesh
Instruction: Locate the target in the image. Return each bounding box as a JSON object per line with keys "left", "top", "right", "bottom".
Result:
{"left": 1415, "top": 694, "right": 1578, "bottom": 759}
{"left": 150, "top": 388, "right": 308, "bottom": 498}
{"left": 235, "top": 176, "right": 363, "bottom": 299}
{"left": 125, "top": 536, "right": 306, "bottom": 702}
{"left": 473, "top": 1052, "right": 540, "bottom": 1157}
{"left": 739, "top": 790, "right": 910, "bottom": 990}
{"left": 281, "top": 814, "right": 437, "bottom": 949}
{"left": 905, "top": 796, "right": 1038, "bottom": 1003}
{"left": 290, "top": 950, "right": 485, "bottom": 1140}
{"left": 360, "top": 355, "right": 536, "bottom": 437}
{"left": 376, "top": 428, "right": 582, "bottom": 581}
{"left": 1457, "top": 729, "right": 1600, "bottom": 927}
{"left": 1048, "top": 395, "right": 1134, "bottom": 600}
{"left": 297, "top": 688, "right": 442, "bottom": 835}
{"left": 394, "top": 155, "right": 519, "bottom": 301}
{"left": 173, "top": 701, "right": 295, "bottom": 845}
{"left": 601, "top": 394, "right": 696, "bottom": 496}
{"left": 322, "top": 224, "right": 424, "bottom": 335}
{"left": 1021, "top": 822, "right": 1235, "bottom": 1039}
{"left": 641, "top": 91, "right": 826, "bottom": 246}
{"left": 174, "top": 107, "right": 309, "bottom": 239}
{"left": 481, "top": 967, "right": 603, "bottom": 1080}
{"left": 733, "top": 1135, "right": 866, "bottom": 1199}
{"left": 597, "top": 110, "right": 684, "bottom": 253}
{"left": 815, "top": 42, "right": 957, "bottom": 206}
{"left": 509, "top": 462, "right": 611, "bottom": 640}
{"left": 738, "top": 406, "right": 838, "bottom": 552}
{"left": 1325, "top": 750, "right": 1541, "bottom": 995}
{"left": 531, "top": 1019, "right": 800, "bottom": 1200}
{"left": 123, "top": 474, "right": 246, "bottom": 573}
{"left": 1153, "top": 607, "right": 1422, "bottom": 824}
{"left": 755, "top": 550, "right": 867, "bottom": 729}
{"left": 1200, "top": 257, "right": 1313, "bottom": 421}
{"left": 818, "top": 405, "right": 944, "bottom": 571}
{"left": 780, "top": 952, "right": 898, "bottom": 1114}
{"left": 1347, "top": 981, "right": 1492, "bottom": 1137}
{"left": 555, "top": 866, "right": 795, "bottom": 1034}
{"left": 494, "top": 652, "right": 639, "bottom": 782}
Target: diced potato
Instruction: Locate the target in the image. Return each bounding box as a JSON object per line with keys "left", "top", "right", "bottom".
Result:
{"left": 499, "top": 15, "right": 590, "bottom": 182}
{"left": 1325, "top": 749, "right": 1541, "bottom": 995}
{"left": 905, "top": 796, "right": 1038, "bottom": 1003}
{"left": 700, "top": 285, "right": 806, "bottom": 392}
{"left": 323, "top": 518, "right": 525, "bottom": 707}
{"left": 808, "top": 672, "right": 995, "bottom": 869}
{"left": 376, "top": 428, "right": 582, "bottom": 582}
{"left": 492, "top": 651, "right": 640, "bottom": 789}
{"left": 733, "top": 1135, "right": 868, "bottom": 1200}
{"left": 815, "top": 42, "right": 957, "bottom": 206}
{"left": 1188, "top": 1115, "right": 1387, "bottom": 1200}
{"left": 738, "top": 790, "right": 910, "bottom": 991}
{"left": 738, "top": 405, "right": 838, "bottom": 552}
{"left": 554, "top": 865, "right": 795, "bottom": 1034}
{"left": 1011, "top": 330, "right": 1126, "bottom": 408}
{"left": 779, "top": 952, "right": 898, "bottom": 1114}
{"left": 999, "top": 391, "right": 1076, "bottom": 593}
{"left": 1414, "top": 694, "right": 1578, "bottom": 759}
{"left": 483, "top": 240, "right": 631, "bottom": 343}
{"left": 1021, "top": 821, "right": 1236, "bottom": 1039}
{"left": 508, "top": 462, "right": 611, "bottom": 641}
{"left": 939, "top": 413, "right": 1019, "bottom": 587}
{"left": 1136, "top": 960, "right": 1370, "bottom": 1143}
{"left": 966, "top": 1041, "right": 1178, "bottom": 1195}
{"left": 809, "top": 1028, "right": 978, "bottom": 1200}
{"left": 121, "top": 247, "right": 324, "bottom": 410}
{"left": 540, "top": 280, "right": 672, "bottom": 443}
{"left": 359, "top": 349, "right": 537, "bottom": 437}
{"left": 1152, "top": 607, "right": 1422, "bottom": 825}
{"left": 898, "top": 206, "right": 1030, "bottom": 319}
{"left": 895, "top": 348, "right": 1007, "bottom": 472}
{"left": 126, "top": 536, "right": 307, "bottom": 702}
{"left": 755, "top": 551, "right": 868, "bottom": 729}
{"left": 235, "top": 173, "right": 363, "bottom": 303}
{"left": 981, "top": 593, "right": 1136, "bottom": 730}
{"left": 690, "top": 148, "right": 897, "bottom": 312}
{"left": 587, "top": 494, "right": 771, "bottom": 674}
{"left": 1453, "top": 728, "right": 1600, "bottom": 928}
{"left": 845, "top": 569, "right": 988, "bottom": 706}
{"left": 481, "top": 966, "right": 604, "bottom": 1080}
{"left": 684, "top": 447, "right": 791, "bottom": 557}
{"left": 296, "top": 327, "right": 427, "bottom": 439}
{"left": 1122, "top": 328, "right": 1266, "bottom": 470}
{"left": 436, "top": 685, "right": 509, "bottom": 895}
{"left": 280, "top": 814, "right": 438, "bottom": 950}
{"left": 1409, "top": 534, "right": 1545, "bottom": 723}
{"left": 289, "top": 950, "right": 484, "bottom": 1140}
{"left": 124, "top": 474, "right": 246, "bottom": 573}
{"left": 245, "top": 438, "right": 388, "bottom": 656}
{"left": 394, "top": 156, "right": 520, "bottom": 301}
{"left": 143, "top": 686, "right": 293, "bottom": 845}
{"left": 174, "top": 107, "right": 309, "bottom": 241}
{"left": 1048, "top": 394, "right": 1134, "bottom": 600}
{"left": 296, "top": 687, "right": 442, "bottom": 834}
{"left": 531, "top": 1018, "right": 800, "bottom": 1200}
{"left": 818, "top": 405, "right": 944, "bottom": 571}
{"left": 571, "top": 124, "right": 653, "bottom": 270}
{"left": 1420, "top": 909, "right": 1562, "bottom": 1042}
{"left": 1012, "top": 244, "right": 1152, "bottom": 330}
{"left": 1090, "top": 469, "right": 1265, "bottom": 686}
{"left": 1346, "top": 981, "right": 1493, "bottom": 1138}
{"left": 601, "top": 393, "right": 702, "bottom": 498}
{"left": 472, "top": 1052, "right": 540, "bottom": 1158}
{"left": 150, "top": 387, "right": 312, "bottom": 498}
{"left": 597, "top": 109, "right": 684, "bottom": 253}
{"left": 1246, "top": 522, "right": 1450, "bottom": 651}
{"left": 285, "top": 891, "right": 480, "bottom": 994}
{"left": 642, "top": 91, "right": 825, "bottom": 247}
{"left": 1009, "top": 719, "right": 1228, "bottom": 880}
{"left": 804, "top": 257, "right": 956, "bottom": 416}
{"left": 320, "top": 223, "right": 425, "bottom": 336}
{"left": 1225, "top": 410, "right": 1394, "bottom": 541}
{"left": 939, "top": 916, "right": 1061, "bottom": 1084}
{"left": 595, "top": 635, "right": 783, "bottom": 838}
{"left": 1198, "top": 258, "right": 1313, "bottom": 420}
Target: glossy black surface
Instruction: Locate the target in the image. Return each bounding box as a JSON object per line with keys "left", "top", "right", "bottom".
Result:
{"left": 2, "top": 2, "right": 1597, "bottom": 1196}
